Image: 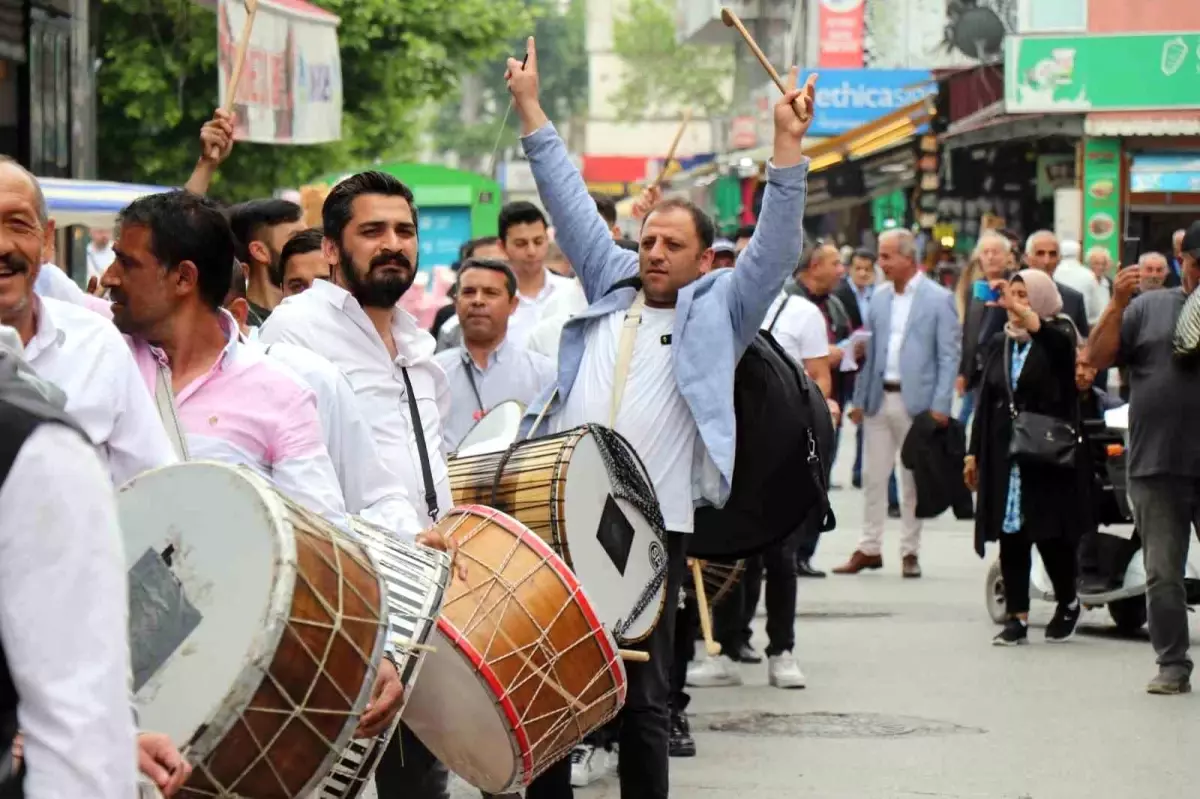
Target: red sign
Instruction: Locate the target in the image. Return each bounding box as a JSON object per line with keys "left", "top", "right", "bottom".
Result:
{"left": 817, "top": 0, "right": 865, "bottom": 68}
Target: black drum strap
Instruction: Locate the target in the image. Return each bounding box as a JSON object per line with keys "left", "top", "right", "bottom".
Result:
{"left": 488, "top": 442, "right": 523, "bottom": 511}
{"left": 400, "top": 367, "right": 439, "bottom": 523}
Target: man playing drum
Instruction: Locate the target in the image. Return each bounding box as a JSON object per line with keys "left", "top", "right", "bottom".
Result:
{"left": 101, "top": 190, "right": 411, "bottom": 746}
{"left": 259, "top": 172, "right": 457, "bottom": 798}
{"left": 506, "top": 37, "right": 816, "bottom": 799}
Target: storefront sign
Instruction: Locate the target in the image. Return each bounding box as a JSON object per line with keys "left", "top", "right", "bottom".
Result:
{"left": 218, "top": 0, "right": 343, "bottom": 145}
{"left": 1005, "top": 32, "right": 1200, "bottom": 113}
{"left": 818, "top": 0, "right": 865, "bottom": 68}
{"left": 799, "top": 69, "right": 935, "bottom": 137}
{"left": 1081, "top": 139, "right": 1122, "bottom": 264}
{"left": 1130, "top": 153, "right": 1200, "bottom": 193}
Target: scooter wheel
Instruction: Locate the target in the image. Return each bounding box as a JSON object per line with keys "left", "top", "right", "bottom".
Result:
{"left": 1109, "top": 597, "right": 1147, "bottom": 634}
{"left": 985, "top": 559, "right": 1007, "bottom": 625}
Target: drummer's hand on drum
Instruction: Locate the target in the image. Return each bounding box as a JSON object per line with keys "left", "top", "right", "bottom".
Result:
{"left": 416, "top": 530, "right": 468, "bottom": 580}
{"left": 137, "top": 732, "right": 191, "bottom": 797}
{"left": 356, "top": 658, "right": 403, "bottom": 739}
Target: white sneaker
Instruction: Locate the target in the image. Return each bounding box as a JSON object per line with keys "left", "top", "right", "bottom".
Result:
{"left": 686, "top": 655, "right": 743, "bottom": 687}
{"left": 767, "top": 653, "right": 807, "bottom": 689}
{"left": 569, "top": 743, "right": 608, "bottom": 787}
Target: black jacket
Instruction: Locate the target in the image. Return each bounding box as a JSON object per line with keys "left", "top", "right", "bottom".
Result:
{"left": 970, "top": 318, "right": 1089, "bottom": 556}
{"left": 901, "top": 412, "right": 974, "bottom": 520}
{"left": 834, "top": 278, "right": 864, "bottom": 330}
{"left": 978, "top": 279, "right": 1091, "bottom": 353}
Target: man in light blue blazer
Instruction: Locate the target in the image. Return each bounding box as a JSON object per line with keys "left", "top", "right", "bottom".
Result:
{"left": 506, "top": 36, "right": 815, "bottom": 799}
{"left": 838, "top": 229, "right": 961, "bottom": 579}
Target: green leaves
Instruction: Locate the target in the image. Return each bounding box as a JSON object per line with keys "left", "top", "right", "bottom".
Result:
{"left": 610, "top": 0, "right": 733, "bottom": 121}
{"left": 97, "top": 0, "right": 528, "bottom": 200}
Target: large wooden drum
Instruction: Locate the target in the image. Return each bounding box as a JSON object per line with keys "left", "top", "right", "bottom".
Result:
{"left": 403, "top": 505, "right": 626, "bottom": 794}
{"left": 119, "top": 462, "right": 388, "bottom": 798}
{"left": 448, "top": 424, "right": 667, "bottom": 644}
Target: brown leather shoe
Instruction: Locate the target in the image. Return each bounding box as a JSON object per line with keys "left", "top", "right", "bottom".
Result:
{"left": 832, "top": 550, "right": 883, "bottom": 574}
{"left": 902, "top": 555, "right": 922, "bottom": 578}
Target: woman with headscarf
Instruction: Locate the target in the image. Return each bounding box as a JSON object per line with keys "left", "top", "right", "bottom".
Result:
{"left": 964, "top": 269, "right": 1087, "bottom": 646}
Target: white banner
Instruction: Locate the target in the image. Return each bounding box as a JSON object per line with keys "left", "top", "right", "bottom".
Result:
{"left": 217, "top": 0, "right": 342, "bottom": 145}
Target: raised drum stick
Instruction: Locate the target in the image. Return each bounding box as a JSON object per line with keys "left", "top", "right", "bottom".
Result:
{"left": 618, "top": 649, "right": 650, "bottom": 662}
{"left": 720, "top": 7, "right": 811, "bottom": 124}
{"left": 650, "top": 108, "right": 693, "bottom": 192}
{"left": 212, "top": 0, "right": 260, "bottom": 160}
{"left": 690, "top": 558, "right": 722, "bottom": 657}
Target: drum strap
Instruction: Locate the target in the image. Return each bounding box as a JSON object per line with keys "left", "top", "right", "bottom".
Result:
{"left": 154, "top": 362, "right": 190, "bottom": 461}
{"left": 767, "top": 296, "right": 790, "bottom": 334}
{"left": 609, "top": 290, "right": 646, "bottom": 427}
{"left": 400, "top": 367, "right": 440, "bottom": 522}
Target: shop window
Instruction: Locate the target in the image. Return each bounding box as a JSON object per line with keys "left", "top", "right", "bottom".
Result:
{"left": 1017, "top": 0, "right": 1086, "bottom": 33}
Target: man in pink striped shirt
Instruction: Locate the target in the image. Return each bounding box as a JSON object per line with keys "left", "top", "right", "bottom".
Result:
{"left": 102, "top": 190, "right": 349, "bottom": 525}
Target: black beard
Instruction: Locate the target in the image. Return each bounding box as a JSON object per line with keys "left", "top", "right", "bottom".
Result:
{"left": 338, "top": 245, "right": 417, "bottom": 308}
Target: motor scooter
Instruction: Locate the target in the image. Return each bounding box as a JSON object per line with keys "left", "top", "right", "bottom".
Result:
{"left": 985, "top": 404, "right": 1200, "bottom": 633}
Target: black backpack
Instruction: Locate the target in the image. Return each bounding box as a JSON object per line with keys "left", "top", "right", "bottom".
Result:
{"left": 604, "top": 279, "right": 834, "bottom": 559}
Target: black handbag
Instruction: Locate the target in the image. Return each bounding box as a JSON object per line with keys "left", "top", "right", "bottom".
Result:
{"left": 1003, "top": 339, "right": 1079, "bottom": 469}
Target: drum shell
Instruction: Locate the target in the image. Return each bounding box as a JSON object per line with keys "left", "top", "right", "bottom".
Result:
{"left": 121, "top": 462, "right": 388, "bottom": 799}
{"left": 404, "top": 506, "right": 626, "bottom": 794}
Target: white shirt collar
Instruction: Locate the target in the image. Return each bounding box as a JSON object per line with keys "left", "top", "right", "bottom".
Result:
{"left": 308, "top": 279, "right": 434, "bottom": 365}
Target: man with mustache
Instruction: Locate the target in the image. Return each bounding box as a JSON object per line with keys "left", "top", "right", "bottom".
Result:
{"left": 507, "top": 37, "right": 814, "bottom": 799}
{"left": 258, "top": 171, "right": 455, "bottom": 798}
{"left": 0, "top": 155, "right": 176, "bottom": 485}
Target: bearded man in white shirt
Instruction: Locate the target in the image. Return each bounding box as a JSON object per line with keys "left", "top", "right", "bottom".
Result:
{"left": 0, "top": 156, "right": 177, "bottom": 486}
{"left": 258, "top": 171, "right": 457, "bottom": 799}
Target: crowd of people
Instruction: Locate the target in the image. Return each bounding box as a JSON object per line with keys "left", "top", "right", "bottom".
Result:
{"left": 1, "top": 35, "right": 1199, "bottom": 799}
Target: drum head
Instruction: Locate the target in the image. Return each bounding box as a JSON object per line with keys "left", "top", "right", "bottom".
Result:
{"left": 456, "top": 400, "right": 526, "bottom": 457}
{"left": 119, "top": 462, "right": 293, "bottom": 759}
{"left": 403, "top": 625, "right": 521, "bottom": 793}
{"left": 562, "top": 432, "right": 666, "bottom": 644}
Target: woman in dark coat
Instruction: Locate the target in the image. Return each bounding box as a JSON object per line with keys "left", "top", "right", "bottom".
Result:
{"left": 964, "top": 269, "right": 1086, "bottom": 646}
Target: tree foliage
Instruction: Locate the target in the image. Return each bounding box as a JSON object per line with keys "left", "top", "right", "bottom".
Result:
{"left": 428, "top": 0, "right": 589, "bottom": 162}
{"left": 610, "top": 0, "right": 733, "bottom": 121}
{"left": 96, "top": 0, "right": 530, "bottom": 200}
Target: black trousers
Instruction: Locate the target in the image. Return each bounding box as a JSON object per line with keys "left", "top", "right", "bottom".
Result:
{"left": 374, "top": 724, "right": 448, "bottom": 799}
{"left": 735, "top": 536, "right": 798, "bottom": 656}
{"left": 496, "top": 531, "right": 688, "bottom": 799}
{"left": 999, "top": 529, "right": 1078, "bottom": 616}
{"left": 671, "top": 594, "right": 698, "bottom": 712}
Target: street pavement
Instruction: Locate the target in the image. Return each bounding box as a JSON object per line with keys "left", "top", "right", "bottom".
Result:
{"left": 445, "top": 434, "right": 1200, "bottom": 799}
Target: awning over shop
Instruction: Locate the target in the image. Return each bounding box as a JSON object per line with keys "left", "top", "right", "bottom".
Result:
{"left": 941, "top": 101, "right": 1083, "bottom": 151}
{"left": 40, "top": 178, "right": 176, "bottom": 228}
{"left": 1086, "top": 111, "right": 1200, "bottom": 138}
{"left": 804, "top": 97, "right": 934, "bottom": 174}
{"left": 1130, "top": 153, "right": 1200, "bottom": 193}
{"left": 804, "top": 141, "right": 917, "bottom": 216}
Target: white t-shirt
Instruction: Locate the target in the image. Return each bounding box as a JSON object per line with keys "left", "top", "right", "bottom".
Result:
{"left": 762, "top": 293, "right": 829, "bottom": 364}
{"left": 558, "top": 306, "right": 698, "bottom": 533}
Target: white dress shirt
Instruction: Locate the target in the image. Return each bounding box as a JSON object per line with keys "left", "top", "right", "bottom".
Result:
{"left": 434, "top": 338, "right": 556, "bottom": 452}
{"left": 259, "top": 280, "right": 453, "bottom": 523}
{"left": 250, "top": 338, "right": 423, "bottom": 539}
{"left": 507, "top": 269, "right": 580, "bottom": 350}
{"left": 0, "top": 424, "right": 138, "bottom": 799}
{"left": 26, "top": 296, "right": 177, "bottom": 485}
{"left": 526, "top": 277, "right": 589, "bottom": 361}
{"left": 884, "top": 271, "right": 923, "bottom": 383}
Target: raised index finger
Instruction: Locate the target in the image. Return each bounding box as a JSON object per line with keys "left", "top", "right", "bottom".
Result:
{"left": 525, "top": 36, "right": 537, "bottom": 71}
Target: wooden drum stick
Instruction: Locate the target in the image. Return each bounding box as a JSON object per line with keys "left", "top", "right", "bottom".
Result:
{"left": 650, "top": 108, "right": 693, "bottom": 191}
{"left": 720, "top": 7, "right": 811, "bottom": 123}
{"left": 618, "top": 649, "right": 650, "bottom": 663}
{"left": 213, "top": 0, "right": 260, "bottom": 159}
{"left": 690, "top": 558, "right": 722, "bottom": 657}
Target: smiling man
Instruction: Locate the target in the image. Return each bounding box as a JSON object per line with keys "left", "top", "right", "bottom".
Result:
{"left": 434, "top": 257, "right": 554, "bottom": 452}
